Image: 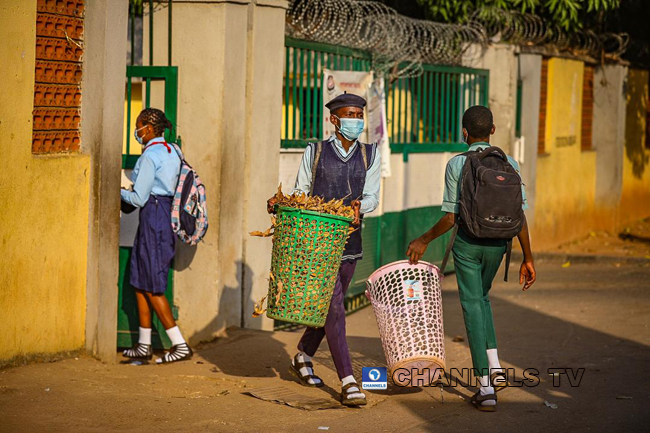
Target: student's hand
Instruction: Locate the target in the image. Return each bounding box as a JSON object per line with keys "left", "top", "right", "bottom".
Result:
{"left": 519, "top": 260, "right": 536, "bottom": 291}
{"left": 267, "top": 196, "right": 278, "bottom": 214}
{"left": 406, "top": 236, "right": 429, "bottom": 265}
{"left": 351, "top": 200, "right": 361, "bottom": 226}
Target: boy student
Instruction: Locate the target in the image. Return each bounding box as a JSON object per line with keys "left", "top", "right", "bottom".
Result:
{"left": 267, "top": 93, "right": 381, "bottom": 407}
{"left": 406, "top": 105, "right": 536, "bottom": 412}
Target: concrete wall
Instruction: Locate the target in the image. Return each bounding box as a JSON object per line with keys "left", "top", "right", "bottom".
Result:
{"left": 532, "top": 58, "right": 599, "bottom": 248}
{"left": 83, "top": 0, "right": 129, "bottom": 361}
{"left": 620, "top": 69, "right": 650, "bottom": 222}
{"left": 464, "top": 44, "right": 518, "bottom": 154}
{"left": 144, "top": 0, "right": 288, "bottom": 342}
{"left": 593, "top": 64, "right": 627, "bottom": 229}
{"left": 0, "top": 0, "right": 90, "bottom": 360}
{"left": 518, "top": 54, "right": 542, "bottom": 232}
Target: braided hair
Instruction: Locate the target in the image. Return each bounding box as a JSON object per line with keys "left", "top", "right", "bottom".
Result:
{"left": 139, "top": 108, "right": 173, "bottom": 136}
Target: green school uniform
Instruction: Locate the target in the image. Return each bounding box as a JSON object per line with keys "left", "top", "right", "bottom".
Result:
{"left": 441, "top": 142, "right": 528, "bottom": 375}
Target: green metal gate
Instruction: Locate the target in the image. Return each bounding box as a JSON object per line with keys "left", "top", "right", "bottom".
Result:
{"left": 118, "top": 1, "right": 178, "bottom": 349}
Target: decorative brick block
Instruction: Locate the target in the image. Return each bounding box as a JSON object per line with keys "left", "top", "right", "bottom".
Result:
{"left": 35, "top": 37, "right": 83, "bottom": 63}
{"left": 32, "top": 131, "right": 81, "bottom": 154}
{"left": 35, "top": 60, "right": 82, "bottom": 84}
{"left": 34, "top": 84, "right": 81, "bottom": 107}
{"left": 37, "top": 0, "right": 85, "bottom": 17}
{"left": 33, "top": 108, "right": 81, "bottom": 131}
{"left": 36, "top": 13, "right": 84, "bottom": 40}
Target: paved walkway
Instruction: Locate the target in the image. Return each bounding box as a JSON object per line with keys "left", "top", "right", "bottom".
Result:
{"left": 1, "top": 261, "right": 648, "bottom": 432}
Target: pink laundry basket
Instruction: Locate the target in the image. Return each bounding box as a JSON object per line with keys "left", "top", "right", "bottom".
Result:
{"left": 366, "top": 260, "right": 445, "bottom": 386}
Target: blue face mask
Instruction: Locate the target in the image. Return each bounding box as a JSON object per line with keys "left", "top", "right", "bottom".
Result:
{"left": 334, "top": 116, "right": 364, "bottom": 141}
{"left": 133, "top": 125, "right": 147, "bottom": 145}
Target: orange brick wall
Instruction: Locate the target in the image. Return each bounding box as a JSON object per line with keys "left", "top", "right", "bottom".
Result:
{"left": 32, "top": 0, "right": 85, "bottom": 154}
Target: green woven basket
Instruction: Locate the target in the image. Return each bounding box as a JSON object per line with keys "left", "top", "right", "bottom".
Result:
{"left": 266, "top": 206, "right": 353, "bottom": 327}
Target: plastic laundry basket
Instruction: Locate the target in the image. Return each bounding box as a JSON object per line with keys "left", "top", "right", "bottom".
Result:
{"left": 266, "top": 206, "right": 352, "bottom": 327}
{"left": 366, "top": 260, "right": 446, "bottom": 386}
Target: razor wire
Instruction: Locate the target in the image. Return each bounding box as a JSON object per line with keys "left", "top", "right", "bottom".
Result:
{"left": 285, "top": 0, "right": 629, "bottom": 78}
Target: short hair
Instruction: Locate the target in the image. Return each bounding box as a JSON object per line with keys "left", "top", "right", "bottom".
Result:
{"left": 462, "top": 105, "right": 493, "bottom": 138}
{"left": 139, "top": 108, "right": 173, "bottom": 136}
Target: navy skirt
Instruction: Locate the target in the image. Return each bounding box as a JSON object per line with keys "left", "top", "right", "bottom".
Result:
{"left": 130, "top": 195, "right": 175, "bottom": 294}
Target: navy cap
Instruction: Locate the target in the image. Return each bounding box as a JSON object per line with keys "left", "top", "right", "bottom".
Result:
{"left": 325, "top": 92, "right": 366, "bottom": 112}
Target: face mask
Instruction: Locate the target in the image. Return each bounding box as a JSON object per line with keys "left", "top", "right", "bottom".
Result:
{"left": 133, "top": 125, "right": 148, "bottom": 145}
{"left": 334, "top": 115, "right": 364, "bottom": 141}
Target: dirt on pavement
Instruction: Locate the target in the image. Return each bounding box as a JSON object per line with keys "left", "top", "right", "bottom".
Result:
{"left": 1, "top": 261, "right": 649, "bottom": 433}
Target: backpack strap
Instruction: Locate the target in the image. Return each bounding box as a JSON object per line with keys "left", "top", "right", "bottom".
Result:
{"left": 504, "top": 239, "right": 512, "bottom": 282}
{"left": 309, "top": 141, "right": 323, "bottom": 196}
{"left": 440, "top": 223, "right": 459, "bottom": 274}
{"left": 360, "top": 142, "right": 368, "bottom": 170}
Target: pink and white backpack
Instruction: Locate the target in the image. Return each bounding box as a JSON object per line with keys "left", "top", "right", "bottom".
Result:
{"left": 170, "top": 143, "right": 208, "bottom": 245}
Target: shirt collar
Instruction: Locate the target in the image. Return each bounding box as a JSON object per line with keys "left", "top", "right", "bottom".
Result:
{"left": 147, "top": 136, "right": 166, "bottom": 145}
{"left": 328, "top": 135, "right": 358, "bottom": 154}
{"left": 468, "top": 141, "right": 490, "bottom": 151}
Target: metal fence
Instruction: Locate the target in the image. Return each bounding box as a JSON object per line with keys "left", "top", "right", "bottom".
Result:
{"left": 282, "top": 36, "right": 489, "bottom": 152}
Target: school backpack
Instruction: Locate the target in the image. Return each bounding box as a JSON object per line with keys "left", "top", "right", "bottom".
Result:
{"left": 441, "top": 146, "right": 524, "bottom": 281}
{"left": 170, "top": 143, "right": 208, "bottom": 245}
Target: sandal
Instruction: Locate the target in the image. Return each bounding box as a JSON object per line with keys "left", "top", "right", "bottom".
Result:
{"left": 156, "top": 343, "right": 193, "bottom": 364}
{"left": 289, "top": 354, "right": 324, "bottom": 387}
{"left": 122, "top": 343, "right": 153, "bottom": 360}
{"left": 490, "top": 371, "right": 509, "bottom": 392}
{"left": 341, "top": 382, "right": 367, "bottom": 407}
{"left": 471, "top": 391, "right": 497, "bottom": 412}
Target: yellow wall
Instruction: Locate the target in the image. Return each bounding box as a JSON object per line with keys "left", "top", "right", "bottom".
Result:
{"left": 533, "top": 58, "right": 601, "bottom": 248}
{"left": 620, "top": 69, "right": 650, "bottom": 221}
{"left": 0, "top": 1, "right": 90, "bottom": 360}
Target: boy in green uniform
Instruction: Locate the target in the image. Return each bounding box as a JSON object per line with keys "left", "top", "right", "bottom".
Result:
{"left": 406, "top": 105, "right": 536, "bottom": 412}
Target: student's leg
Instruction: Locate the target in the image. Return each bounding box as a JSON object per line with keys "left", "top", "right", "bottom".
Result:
{"left": 294, "top": 265, "right": 349, "bottom": 386}
{"left": 135, "top": 289, "right": 153, "bottom": 328}
{"left": 322, "top": 260, "right": 356, "bottom": 380}
{"left": 146, "top": 292, "right": 176, "bottom": 329}
{"left": 480, "top": 245, "right": 506, "bottom": 353}
{"left": 452, "top": 239, "right": 490, "bottom": 377}
{"left": 123, "top": 290, "right": 154, "bottom": 359}
{"left": 146, "top": 292, "right": 192, "bottom": 363}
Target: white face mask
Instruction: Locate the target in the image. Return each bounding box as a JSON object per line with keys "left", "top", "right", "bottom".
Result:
{"left": 133, "top": 125, "right": 148, "bottom": 145}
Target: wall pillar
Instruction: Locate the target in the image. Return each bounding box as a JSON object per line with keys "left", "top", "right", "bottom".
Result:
{"left": 83, "top": 0, "right": 129, "bottom": 361}
{"left": 146, "top": 0, "right": 287, "bottom": 341}
{"left": 519, "top": 53, "right": 542, "bottom": 232}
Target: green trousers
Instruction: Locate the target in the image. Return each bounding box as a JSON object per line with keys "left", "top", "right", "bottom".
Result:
{"left": 452, "top": 230, "right": 507, "bottom": 375}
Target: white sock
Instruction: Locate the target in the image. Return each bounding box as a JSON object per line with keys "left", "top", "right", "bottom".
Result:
{"left": 487, "top": 348, "right": 503, "bottom": 371}
{"left": 165, "top": 326, "right": 185, "bottom": 346}
{"left": 295, "top": 352, "right": 321, "bottom": 385}
{"left": 478, "top": 375, "right": 496, "bottom": 405}
{"left": 342, "top": 375, "right": 365, "bottom": 400}
{"left": 138, "top": 327, "right": 152, "bottom": 345}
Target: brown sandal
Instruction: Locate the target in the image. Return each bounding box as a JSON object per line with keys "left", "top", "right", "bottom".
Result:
{"left": 289, "top": 354, "right": 324, "bottom": 388}
{"left": 471, "top": 391, "right": 497, "bottom": 412}
{"left": 341, "top": 382, "right": 367, "bottom": 407}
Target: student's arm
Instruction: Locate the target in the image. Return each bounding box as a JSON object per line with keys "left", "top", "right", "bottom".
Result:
{"left": 517, "top": 215, "right": 536, "bottom": 291}
{"left": 358, "top": 148, "right": 381, "bottom": 214}
{"left": 121, "top": 155, "right": 156, "bottom": 208}
{"left": 406, "top": 212, "right": 456, "bottom": 264}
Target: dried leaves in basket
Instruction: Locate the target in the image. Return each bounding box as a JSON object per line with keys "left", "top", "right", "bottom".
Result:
{"left": 270, "top": 184, "right": 355, "bottom": 219}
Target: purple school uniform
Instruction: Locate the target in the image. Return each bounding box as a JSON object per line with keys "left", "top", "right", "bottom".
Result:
{"left": 298, "top": 139, "right": 376, "bottom": 379}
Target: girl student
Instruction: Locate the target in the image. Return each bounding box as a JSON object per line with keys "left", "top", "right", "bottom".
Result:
{"left": 121, "top": 108, "right": 192, "bottom": 364}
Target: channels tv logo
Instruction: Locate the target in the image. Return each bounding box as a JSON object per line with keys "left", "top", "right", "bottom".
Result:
{"left": 362, "top": 367, "right": 387, "bottom": 390}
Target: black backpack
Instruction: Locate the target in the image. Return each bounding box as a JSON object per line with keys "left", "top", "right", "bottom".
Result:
{"left": 441, "top": 146, "right": 524, "bottom": 281}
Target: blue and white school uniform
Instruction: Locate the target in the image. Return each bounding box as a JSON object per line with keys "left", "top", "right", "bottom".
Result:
{"left": 121, "top": 137, "right": 181, "bottom": 294}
